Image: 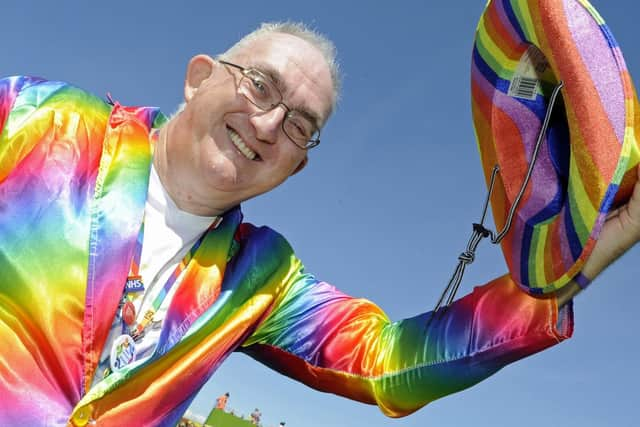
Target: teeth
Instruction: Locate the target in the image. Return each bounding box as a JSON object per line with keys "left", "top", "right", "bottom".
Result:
{"left": 227, "top": 128, "right": 257, "bottom": 160}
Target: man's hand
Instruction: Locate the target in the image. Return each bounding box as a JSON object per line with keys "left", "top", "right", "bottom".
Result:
{"left": 557, "top": 165, "right": 640, "bottom": 306}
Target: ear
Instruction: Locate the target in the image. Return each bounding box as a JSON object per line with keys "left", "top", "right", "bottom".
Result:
{"left": 291, "top": 156, "right": 308, "bottom": 176}
{"left": 184, "top": 54, "right": 216, "bottom": 102}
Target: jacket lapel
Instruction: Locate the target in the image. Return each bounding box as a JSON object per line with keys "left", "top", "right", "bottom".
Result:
{"left": 81, "top": 103, "right": 164, "bottom": 393}
{"left": 75, "top": 202, "right": 242, "bottom": 413}
{"left": 155, "top": 206, "right": 242, "bottom": 354}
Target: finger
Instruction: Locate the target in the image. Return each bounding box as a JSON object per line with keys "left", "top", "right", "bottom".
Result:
{"left": 626, "top": 165, "right": 640, "bottom": 226}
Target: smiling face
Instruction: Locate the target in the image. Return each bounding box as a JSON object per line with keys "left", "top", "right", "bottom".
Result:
{"left": 157, "top": 32, "right": 335, "bottom": 215}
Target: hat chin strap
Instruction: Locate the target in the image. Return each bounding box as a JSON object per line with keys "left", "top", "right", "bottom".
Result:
{"left": 428, "top": 81, "right": 565, "bottom": 321}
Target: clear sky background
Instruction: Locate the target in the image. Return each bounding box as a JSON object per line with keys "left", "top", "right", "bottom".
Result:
{"left": 2, "top": 1, "right": 638, "bottom": 426}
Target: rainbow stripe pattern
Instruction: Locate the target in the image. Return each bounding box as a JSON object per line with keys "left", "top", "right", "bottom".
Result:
{"left": 0, "top": 76, "right": 572, "bottom": 426}
{"left": 471, "top": 0, "right": 640, "bottom": 294}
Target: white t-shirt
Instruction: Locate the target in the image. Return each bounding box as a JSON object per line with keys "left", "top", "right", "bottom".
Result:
{"left": 92, "top": 164, "right": 218, "bottom": 385}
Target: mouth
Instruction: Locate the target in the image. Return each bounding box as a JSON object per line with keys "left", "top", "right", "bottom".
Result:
{"left": 227, "top": 126, "right": 261, "bottom": 161}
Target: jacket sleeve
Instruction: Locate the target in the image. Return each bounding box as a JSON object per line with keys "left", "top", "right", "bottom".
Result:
{"left": 240, "top": 257, "right": 573, "bottom": 418}
{"left": 0, "top": 75, "right": 113, "bottom": 187}
{"left": 0, "top": 76, "right": 35, "bottom": 128}
{"left": 0, "top": 76, "right": 42, "bottom": 180}
{"left": 0, "top": 76, "right": 49, "bottom": 131}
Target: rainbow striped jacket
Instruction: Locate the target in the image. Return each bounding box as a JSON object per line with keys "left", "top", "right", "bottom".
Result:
{"left": 0, "top": 76, "right": 573, "bottom": 426}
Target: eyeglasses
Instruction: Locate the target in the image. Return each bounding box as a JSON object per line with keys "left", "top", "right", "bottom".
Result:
{"left": 218, "top": 59, "right": 321, "bottom": 149}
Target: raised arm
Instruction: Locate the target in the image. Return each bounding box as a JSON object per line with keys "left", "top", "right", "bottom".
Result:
{"left": 240, "top": 263, "right": 572, "bottom": 417}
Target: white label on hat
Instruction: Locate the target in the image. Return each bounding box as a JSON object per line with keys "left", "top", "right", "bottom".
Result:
{"left": 508, "top": 45, "right": 548, "bottom": 100}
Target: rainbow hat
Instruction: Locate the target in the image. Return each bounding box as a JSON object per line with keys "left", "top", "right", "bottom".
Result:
{"left": 471, "top": 0, "right": 640, "bottom": 294}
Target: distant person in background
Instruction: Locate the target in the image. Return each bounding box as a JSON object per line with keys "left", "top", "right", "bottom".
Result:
{"left": 250, "top": 408, "right": 262, "bottom": 425}
{"left": 215, "top": 392, "right": 230, "bottom": 411}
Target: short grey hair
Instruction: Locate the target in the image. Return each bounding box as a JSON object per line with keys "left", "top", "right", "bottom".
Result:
{"left": 222, "top": 21, "right": 341, "bottom": 112}
{"left": 172, "top": 22, "right": 341, "bottom": 122}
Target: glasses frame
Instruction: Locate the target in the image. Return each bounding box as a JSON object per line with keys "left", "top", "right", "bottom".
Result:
{"left": 218, "top": 59, "right": 321, "bottom": 150}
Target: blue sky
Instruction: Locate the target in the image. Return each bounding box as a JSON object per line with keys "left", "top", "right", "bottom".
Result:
{"left": 3, "top": 1, "right": 638, "bottom": 426}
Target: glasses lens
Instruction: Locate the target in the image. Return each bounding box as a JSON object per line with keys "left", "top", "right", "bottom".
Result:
{"left": 283, "top": 113, "right": 319, "bottom": 148}
{"left": 241, "top": 69, "right": 280, "bottom": 109}
{"left": 232, "top": 65, "right": 321, "bottom": 149}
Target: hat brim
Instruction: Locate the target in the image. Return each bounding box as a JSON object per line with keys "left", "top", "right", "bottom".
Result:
{"left": 471, "top": 0, "right": 639, "bottom": 294}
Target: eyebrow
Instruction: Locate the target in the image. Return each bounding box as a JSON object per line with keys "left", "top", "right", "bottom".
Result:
{"left": 250, "top": 61, "right": 323, "bottom": 128}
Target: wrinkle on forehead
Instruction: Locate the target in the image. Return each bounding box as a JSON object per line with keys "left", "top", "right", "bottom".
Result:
{"left": 230, "top": 33, "right": 334, "bottom": 125}
{"left": 249, "top": 61, "right": 322, "bottom": 127}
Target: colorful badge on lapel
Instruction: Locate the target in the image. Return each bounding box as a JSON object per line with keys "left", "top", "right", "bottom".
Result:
{"left": 125, "top": 275, "right": 145, "bottom": 293}
{"left": 122, "top": 300, "right": 137, "bottom": 326}
{"left": 110, "top": 334, "right": 136, "bottom": 372}
{"left": 471, "top": 0, "right": 640, "bottom": 294}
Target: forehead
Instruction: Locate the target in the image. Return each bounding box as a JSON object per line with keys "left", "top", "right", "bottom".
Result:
{"left": 231, "top": 33, "right": 334, "bottom": 124}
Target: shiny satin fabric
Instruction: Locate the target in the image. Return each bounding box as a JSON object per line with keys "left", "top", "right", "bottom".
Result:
{"left": 0, "top": 76, "right": 573, "bottom": 426}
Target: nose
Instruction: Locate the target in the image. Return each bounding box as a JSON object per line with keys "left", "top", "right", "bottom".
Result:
{"left": 250, "top": 105, "right": 286, "bottom": 144}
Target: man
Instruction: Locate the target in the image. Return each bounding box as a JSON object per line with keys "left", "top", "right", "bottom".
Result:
{"left": 0, "top": 21, "right": 638, "bottom": 427}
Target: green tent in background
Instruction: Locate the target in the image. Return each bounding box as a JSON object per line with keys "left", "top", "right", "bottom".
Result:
{"left": 205, "top": 409, "right": 254, "bottom": 427}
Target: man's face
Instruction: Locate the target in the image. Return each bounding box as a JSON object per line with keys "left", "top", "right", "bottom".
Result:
{"left": 169, "top": 33, "right": 334, "bottom": 211}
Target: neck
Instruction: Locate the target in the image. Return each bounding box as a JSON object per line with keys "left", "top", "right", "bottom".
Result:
{"left": 153, "top": 122, "right": 229, "bottom": 217}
